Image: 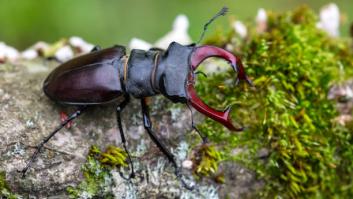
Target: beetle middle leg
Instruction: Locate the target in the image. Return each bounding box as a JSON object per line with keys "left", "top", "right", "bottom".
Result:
{"left": 19, "top": 106, "right": 87, "bottom": 177}
{"left": 115, "top": 95, "right": 135, "bottom": 179}
{"left": 141, "top": 98, "right": 194, "bottom": 190}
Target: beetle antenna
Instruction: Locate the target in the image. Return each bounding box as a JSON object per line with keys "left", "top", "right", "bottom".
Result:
{"left": 197, "top": 6, "right": 228, "bottom": 44}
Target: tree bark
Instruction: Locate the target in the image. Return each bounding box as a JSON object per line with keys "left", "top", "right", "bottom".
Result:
{"left": 0, "top": 59, "right": 262, "bottom": 198}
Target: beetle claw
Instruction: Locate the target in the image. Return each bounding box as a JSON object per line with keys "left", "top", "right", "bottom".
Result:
{"left": 187, "top": 46, "right": 251, "bottom": 131}
{"left": 175, "top": 168, "right": 195, "bottom": 190}
{"left": 17, "top": 169, "right": 27, "bottom": 178}
{"left": 118, "top": 171, "right": 133, "bottom": 180}
{"left": 190, "top": 45, "right": 252, "bottom": 84}
{"left": 187, "top": 79, "right": 240, "bottom": 131}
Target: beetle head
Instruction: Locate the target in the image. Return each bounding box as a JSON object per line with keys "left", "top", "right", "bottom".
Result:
{"left": 187, "top": 45, "right": 252, "bottom": 131}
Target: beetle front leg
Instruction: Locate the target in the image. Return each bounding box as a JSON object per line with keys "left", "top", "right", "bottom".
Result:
{"left": 141, "top": 98, "right": 194, "bottom": 190}
{"left": 186, "top": 103, "right": 208, "bottom": 144}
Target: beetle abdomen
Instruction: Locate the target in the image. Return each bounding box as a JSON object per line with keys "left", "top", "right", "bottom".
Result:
{"left": 43, "top": 46, "right": 126, "bottom": 105}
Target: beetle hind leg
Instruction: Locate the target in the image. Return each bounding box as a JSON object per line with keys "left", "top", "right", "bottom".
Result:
{"left": 19, "top": 106, "right": 87, "bottom": 177}
{"left": 141, "top": 98, "right": 194, "bottom": 190}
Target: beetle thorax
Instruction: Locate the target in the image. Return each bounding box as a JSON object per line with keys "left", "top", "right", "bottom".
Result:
{"left": 122, "top": 42, "right": 194, "bottom": 103}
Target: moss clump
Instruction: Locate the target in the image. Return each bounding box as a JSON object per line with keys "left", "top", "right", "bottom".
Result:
{"left": 67, "top": 145, "right": 128, "bottom": 199}
{"left": 0, "top": 171, "right": 19, "bottom": 199}
{"left": 191, "top": 144, "right": 223, "bottom": 180}
{"left": 100, "top": 146, "right": 128, "bottom": 168}
{"left": 198, "top": 6, "right": 353, "bottom": 198}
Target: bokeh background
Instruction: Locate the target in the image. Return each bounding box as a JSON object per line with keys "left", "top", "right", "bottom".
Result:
{"left": 0, "top": 0, "right": 352, "bottom": 49}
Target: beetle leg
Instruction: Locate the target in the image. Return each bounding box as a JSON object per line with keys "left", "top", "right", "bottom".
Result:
{"left": 186, "top": 104, "right": 208, "bottom": 143}
{"left": 116, "top": 95, "right": 135, "bottom": 179}
{"left": 19, "top": 106, "right": 87, "bottom": 177}
{"left": 141, "top": 98, "right": 194, "bottom": 190}
{"left": 141, "top": 98, "right": 176, "bottom": 166}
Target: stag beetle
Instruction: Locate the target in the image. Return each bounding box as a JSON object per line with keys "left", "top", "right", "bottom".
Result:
{"left": 20, "top": 7, "right": 252, "bottom": 189}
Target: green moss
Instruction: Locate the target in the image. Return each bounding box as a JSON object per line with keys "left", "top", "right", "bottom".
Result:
{"left": 42, "top": 39, "right": 67, "bottom": 58}
{"left": 192, "top": 144, "right": 223, "bottom": 180}
{"left": 66, "top": 145, "right": 128, "bottom": 199}
{"left": 0, "top": 171, "right": 20, "bottom": 199}
{"left": 198, "top": 6, "right": 353, "bottom": 198}
{"left": 100, "top": 146, "right": 128, "bottom": 168}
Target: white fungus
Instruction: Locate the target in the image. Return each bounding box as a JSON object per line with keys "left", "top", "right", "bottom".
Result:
{"left": 256, "top": 8, "right": 268, "bottom": 33}
{"left": 55, "top": 46, "right": 74, "bottom": 62}
{"left": 316, "top": 3, "right": 340, "bottom": 37}
{"left": 69, "top": 36, "right": 94, "bottom": 54}
{"left": 128, "top": 38, "right": 152, "bottom": 51}
{"left": 155, "top": 14, "right": 192, "bottom": 49}
{"left": 182, "top": 160, "right": 193, "bottom": 169}
{"left": 233, "top": 21, "right": 247, "bottom": 38}
{"left": 128, "top": 14, "right": 192, "bottom": 50}
{"left": 0, "top": 42, "right": 19, "bottom": 62}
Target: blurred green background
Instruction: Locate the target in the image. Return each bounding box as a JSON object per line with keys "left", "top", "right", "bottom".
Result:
{"left": 0, "top": 0, "right": 351, "bottom": 50}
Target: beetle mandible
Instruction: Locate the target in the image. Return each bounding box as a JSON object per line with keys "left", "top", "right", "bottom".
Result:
{"left": 19, "top": 7, "right": 252, "bottom": 189}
